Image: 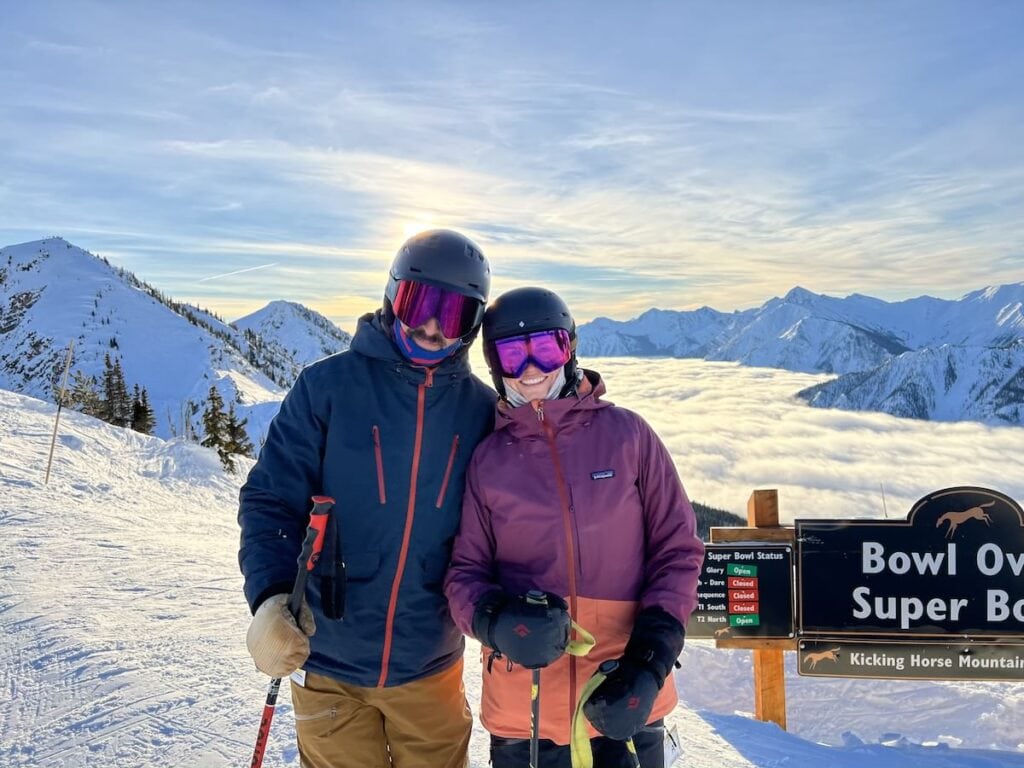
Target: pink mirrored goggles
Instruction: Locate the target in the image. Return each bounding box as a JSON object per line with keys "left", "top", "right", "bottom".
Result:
{"left": 492, "top": 329, "right": 573, "bottom": 379}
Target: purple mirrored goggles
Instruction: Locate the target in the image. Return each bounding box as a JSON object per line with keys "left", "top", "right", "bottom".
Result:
{"left": 491, "top": 329, "right": 573, "bottom": 379}
{"left": 392, "top": 279, "right": 482, "bottom": 339}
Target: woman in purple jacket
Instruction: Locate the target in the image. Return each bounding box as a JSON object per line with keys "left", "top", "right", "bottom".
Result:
{"left": 444, "top": 287, "right": 704, "bottom": 768}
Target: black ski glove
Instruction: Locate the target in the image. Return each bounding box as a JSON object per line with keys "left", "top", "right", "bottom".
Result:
{"left": 472, "top": 589, "right": 570, "bottom": 669}
{"left": 583, "top": 607, "right": 685, "bottom": 741}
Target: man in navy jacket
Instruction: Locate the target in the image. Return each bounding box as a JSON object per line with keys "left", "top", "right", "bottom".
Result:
{"left": 239, "top": 230, "right": 496, "bottom": 768}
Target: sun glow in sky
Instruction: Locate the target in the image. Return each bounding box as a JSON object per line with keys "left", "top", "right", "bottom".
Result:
{"left": 2, "top": 2, "right": 1023, "bottom": 331}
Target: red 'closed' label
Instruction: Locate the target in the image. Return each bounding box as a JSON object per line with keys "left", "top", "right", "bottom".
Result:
{"left": 729, "top": 601, "right": 759, "bottom": 614}
{"left": 728, "top": 577, "right": 757, "bottom": 589}
{"left": 729, "top": 589, "right": 758, "bottom": 602}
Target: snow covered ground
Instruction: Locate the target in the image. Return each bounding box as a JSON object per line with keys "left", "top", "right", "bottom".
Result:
{"left": 4, "top": 359, "right": 1024, "bottom": 767}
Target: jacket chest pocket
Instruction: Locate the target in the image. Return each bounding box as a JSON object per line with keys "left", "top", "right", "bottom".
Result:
{"left": 372, "top": 425, "right": 386, "bottom": 504}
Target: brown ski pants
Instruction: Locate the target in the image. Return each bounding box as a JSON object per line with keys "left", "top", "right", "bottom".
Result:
{"left": 290, "top": 659, "right": 472, "bottom": 768}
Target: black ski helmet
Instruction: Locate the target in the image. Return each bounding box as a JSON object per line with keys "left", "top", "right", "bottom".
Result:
{"left": 383, "top": 229, "right": 491, "bottom": 340}
{"left": 482, "top": 286, "right": 580, "bottom": 398}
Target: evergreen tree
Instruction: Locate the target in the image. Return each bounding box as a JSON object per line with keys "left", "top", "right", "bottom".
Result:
{"left": 225, "top": 402, "right": 255, "bottom": 464}
{"left": 130, "top": 384, "right": 156, "bottom": 435}
{"left": 68, "top": 370, "right": 103, "bottom": 418}
{"left": 109, "top": 358, "right": 132, "bottom": 428}
{"left": 201, "top": 386, "right": 227, "bottom": 453}
{"left": 99, "top": 354, "right": 115, "bottom": 423}
{"left": 199, "top": 388, "right": 254, "bottom": 473}
{"left": 139, "top": 387, "right": 156, "bottom": 434}
{"left": 131, "top": 384, "right": 141, "bottom": 429}
{"left": 100, "top": 354, "right": 132, "bottom": 427}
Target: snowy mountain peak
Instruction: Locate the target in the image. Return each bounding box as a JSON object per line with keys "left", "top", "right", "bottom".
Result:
{"left": 0, "top": 237, "right": 286, "bottom": 442}
{"left": 232, "top": 299, "right": 352, "bottom": 378}
{"left": 782, "top": 286, "right": 820, "bottom": 305}
{"left": 578, "top": 280, "right": 1024, "bottom": 424}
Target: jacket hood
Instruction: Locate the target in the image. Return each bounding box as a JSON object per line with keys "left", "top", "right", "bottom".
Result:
{"left": 350, "top": 310, "right": 476, "bottom": 385}
{"left": 494, "top": 369, "right": 611, "bottom": 436}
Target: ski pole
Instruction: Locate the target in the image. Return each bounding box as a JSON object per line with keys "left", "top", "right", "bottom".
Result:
{"left": 524, "top": 590, "right": 548, "bottom": 768}
{"left": 249, "top": 495, "right": 334, "bottom": 768}
{"left": 530, "top": 668, "right": 541, "bottom": 768}
{"left": 625, "top": 737, "right": 641, "bottom": 768}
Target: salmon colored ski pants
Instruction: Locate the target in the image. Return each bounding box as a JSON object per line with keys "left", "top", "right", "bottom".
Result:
{"left": 290, "top": 659, "right": 472, "bottom": 768}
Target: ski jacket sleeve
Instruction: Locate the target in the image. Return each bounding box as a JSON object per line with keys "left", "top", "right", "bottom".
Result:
{"left": 444, "top": 453, "right": 500, "bottom": 637}
{"left": 238, "top": 369, "right": 327, "bottom": 613}
{"left": 635, "top": 416, "right": 705, "bottom": 627}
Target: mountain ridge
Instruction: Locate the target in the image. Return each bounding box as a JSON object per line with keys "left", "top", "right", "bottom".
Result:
{"left": 578, "top": 282, "right": 1024, "bottom": 425}
{"left": 0, "top": 237, "right": 350, "bottom": 444}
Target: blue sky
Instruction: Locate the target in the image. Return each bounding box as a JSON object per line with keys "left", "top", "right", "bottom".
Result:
{"left": 2, "top": 1, "right": 1023, "bottom": 330}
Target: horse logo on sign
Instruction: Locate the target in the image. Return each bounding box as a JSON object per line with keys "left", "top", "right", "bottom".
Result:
{"left": 803, "top": 647, "right": 841, "bottom": 670}
{"left": 936, "top": 501, "right": 995, "bottom": 539}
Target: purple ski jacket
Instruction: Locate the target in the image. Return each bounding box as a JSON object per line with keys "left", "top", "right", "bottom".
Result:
{"left": 444, "top": 370, "right": 704, "bottom": 743}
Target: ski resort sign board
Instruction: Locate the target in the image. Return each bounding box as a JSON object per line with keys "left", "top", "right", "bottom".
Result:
{"left": 797, "top": 487, "right": 1024, "bottom": 638}
{"left": 687, "top": 544, "right": 794, "bottom": 640}
{"left": 797, "top": 638, "right": 1024, "bottom": 681}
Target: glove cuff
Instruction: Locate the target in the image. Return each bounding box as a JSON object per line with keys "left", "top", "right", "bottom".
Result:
{"left": 624, "top": 607, "right": 686, "bottom": 685}
{"left": 471, "top": 590, "right": 507, "bottom": 650}
{"left": 251, "top": 583, "right": 293, "bottom": 615}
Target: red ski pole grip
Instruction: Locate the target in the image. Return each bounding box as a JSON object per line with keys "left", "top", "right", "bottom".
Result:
{"left": 306, "top": 496, "right": 334, "bottom": 572}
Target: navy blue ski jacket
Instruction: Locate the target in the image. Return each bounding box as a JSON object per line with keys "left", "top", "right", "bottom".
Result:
{"left": 238, "top": 311, "right": 495, "bottom": 688}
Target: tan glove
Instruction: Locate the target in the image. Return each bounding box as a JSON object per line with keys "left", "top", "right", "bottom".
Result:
{"left": 246, "top": 593, "right": 316, "bottom": 677}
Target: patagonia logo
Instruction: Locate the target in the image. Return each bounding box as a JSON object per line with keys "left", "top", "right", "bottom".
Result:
{"left": 591, "top": 470, "right": 615, "bottom": 480}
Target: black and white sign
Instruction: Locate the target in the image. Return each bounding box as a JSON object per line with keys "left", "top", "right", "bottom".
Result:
{"left": 687, "top": 544, "right": 794, "bottom": 640}
{"left": 797, "top": 487, "right": 1024, "bottom": 638}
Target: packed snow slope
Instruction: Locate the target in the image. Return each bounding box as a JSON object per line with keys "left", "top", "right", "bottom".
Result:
{"left": 2, "top": 385, "right": 1024, "bottom": 767}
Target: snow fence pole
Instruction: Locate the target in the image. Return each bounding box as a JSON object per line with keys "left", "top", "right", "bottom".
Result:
{"left": 248, "top": 495, "right": 334, "bottom": 768}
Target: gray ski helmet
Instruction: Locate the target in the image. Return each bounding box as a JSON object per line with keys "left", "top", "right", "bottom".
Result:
{"left": 482, "top": 286, "right": 579, "bottom": 397}
{"left": 384, "top": 229, "right": 490, "bottom": 339}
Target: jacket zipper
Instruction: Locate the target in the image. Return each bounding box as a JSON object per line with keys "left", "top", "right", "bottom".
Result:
{"left": 536, "top": 401, "right": 580, "bottom": 734}
{"left": 378, "top": 366, "right": 434, "bottom": 687}
{"left": 372, "top": 425, "right": 387, "bottom": 504}
{"left": 435, "top": 434, "right": 460, "bottom": 508}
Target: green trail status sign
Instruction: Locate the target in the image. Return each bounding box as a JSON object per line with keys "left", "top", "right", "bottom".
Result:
{"left": 797, "top": 487, "right": 1024, "bottom": 640}
{"left": 687, "top": 544, "right": 794, "bottom": 640}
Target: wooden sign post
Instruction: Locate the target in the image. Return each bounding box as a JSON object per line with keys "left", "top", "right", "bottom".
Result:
{"left": 709, "top": 489, "right": 793, "bottom": 730}
{"left": 746, "top": 490, "right": 787, "bottom": 730}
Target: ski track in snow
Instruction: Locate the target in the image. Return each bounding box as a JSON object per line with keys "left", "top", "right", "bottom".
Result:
{"left": 3, "top": 390, "right": 1024, "bottom": 767}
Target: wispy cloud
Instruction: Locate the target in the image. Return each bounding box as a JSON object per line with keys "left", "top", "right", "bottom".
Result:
{"left": 26, "top": 39, "right": 104, "bottom": 56}
{"left": 196, "top": 262, "right": 278, "bottom": 283}
{"left": 2, "top": 3, "right": 1023, "bottom": 327}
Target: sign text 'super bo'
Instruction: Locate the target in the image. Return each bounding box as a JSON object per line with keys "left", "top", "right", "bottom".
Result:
{"left": 797, "top": 487, "right": 1024, "bottom": 638}
{"left": 687, "top": 544, "right": 794, "bottom": 639}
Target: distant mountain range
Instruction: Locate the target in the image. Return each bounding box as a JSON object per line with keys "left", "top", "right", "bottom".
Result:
{"left": 0, "top": 238, "right": 350, "bottom": 443}
{"left": 578, "top": 284, "right": 1024, "bottom": 425}
{"left": 3, "top": 236, "right": 1021, "bottom": 431}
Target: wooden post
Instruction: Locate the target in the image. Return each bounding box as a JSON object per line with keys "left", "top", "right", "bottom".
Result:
{"left": 748, "top": 489, "right": 787, "bottom": 730}
{"left": 44, "top": 340, "right": 75, "bottom": 485}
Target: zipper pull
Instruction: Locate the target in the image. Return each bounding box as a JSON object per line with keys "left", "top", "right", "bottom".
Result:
{"left": 533, "top": 401, "right": 545, "bottom": 422}
{"left": 423, "top": 367, "right": 435, "bottom": 388}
